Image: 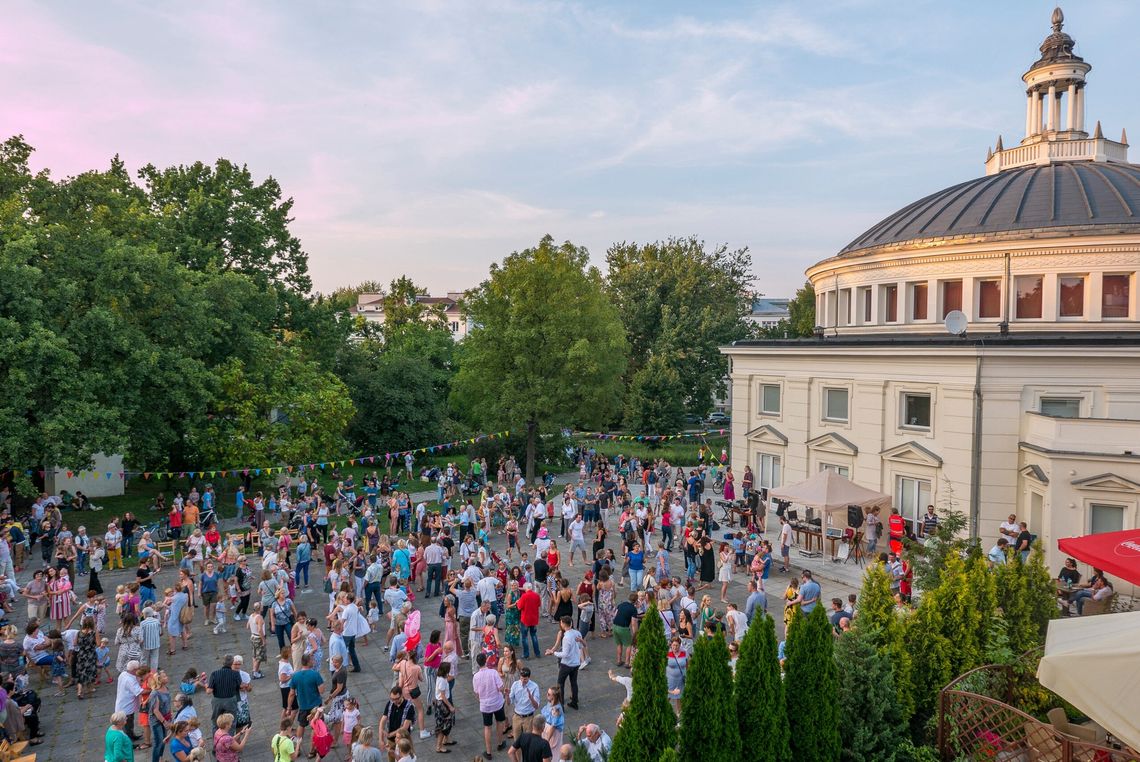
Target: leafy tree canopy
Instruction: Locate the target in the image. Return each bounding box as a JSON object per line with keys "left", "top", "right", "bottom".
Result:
{"left": 606, "top": 236, "right": 753, "bottom": 417}
{"left": 451, "top": 235, "right": 628, "bottom": 479}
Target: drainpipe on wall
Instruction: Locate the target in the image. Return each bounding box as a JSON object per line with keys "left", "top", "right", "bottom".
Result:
{"left": 969, "top": 341, "right": 984, "bottom": 540}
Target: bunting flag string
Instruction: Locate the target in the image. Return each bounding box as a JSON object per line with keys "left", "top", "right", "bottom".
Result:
{"left": 5, "top": 429, "right": 514, "bottom": 483}
{"left": 574, "top": 428, "right": 728, "bottom": 442}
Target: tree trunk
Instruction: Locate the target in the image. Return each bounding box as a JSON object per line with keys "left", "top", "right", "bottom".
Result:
{"left": 526, "top": 416, "right": 538, "bottom": 485}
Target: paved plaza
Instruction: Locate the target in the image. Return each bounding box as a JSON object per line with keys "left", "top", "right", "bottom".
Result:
{"left": 23, "top": 477, "right": 863, "bottom": 761}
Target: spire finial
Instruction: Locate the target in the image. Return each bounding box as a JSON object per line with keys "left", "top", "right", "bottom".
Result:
{"left": 1122, "top": 128, "right": 1129, "bottom": 146}
{"left": 996, "top": 135, "right": 1004, "bottom": 151}
{"left": 1094, "top": 120, "right": 1103, "bottom": 139}
{"left": 1052, "top": 7, "right": 1064, "bottom": 33}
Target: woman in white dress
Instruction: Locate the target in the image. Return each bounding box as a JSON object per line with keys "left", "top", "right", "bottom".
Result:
{"left": 717, "top": 542, "right": 733, "bottom": 603}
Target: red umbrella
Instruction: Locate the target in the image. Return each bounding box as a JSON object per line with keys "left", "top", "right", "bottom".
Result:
{"left": 1057, "top": 529, "right": 1140, "bottom": 586}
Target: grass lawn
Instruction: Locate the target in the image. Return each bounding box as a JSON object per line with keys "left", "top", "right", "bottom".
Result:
{"left": 83, "top": 432, "right": 728, "bottom": 527}
{"left": 575, "top": 432, "right": 728, "bottom": 466}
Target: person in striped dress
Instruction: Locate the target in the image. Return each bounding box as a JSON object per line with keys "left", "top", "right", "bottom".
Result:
{"left": 139, "top": 607, "right": 163, "bottom": 670}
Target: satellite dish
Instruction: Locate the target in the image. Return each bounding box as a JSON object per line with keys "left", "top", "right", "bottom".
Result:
{"left": 944, "top": 309, "right": 968, "bottom": 336}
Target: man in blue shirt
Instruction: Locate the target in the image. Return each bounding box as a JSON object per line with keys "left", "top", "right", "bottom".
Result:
{"left": 744, "top": 579, "right": 768, "bottom": 624}
{"left": 288, "top": 654, "right": 324, "bottom": 753}
{"left": 798, "top": 570, "right": 821, "bottom": 614}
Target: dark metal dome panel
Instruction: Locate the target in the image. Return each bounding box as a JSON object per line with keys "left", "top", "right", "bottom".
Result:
{"left": 840, "top": 163, "right": 1140, "bottom": 256}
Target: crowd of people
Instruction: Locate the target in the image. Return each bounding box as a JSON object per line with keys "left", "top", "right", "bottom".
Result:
{"left": 0, "top": 448, "right": 862, "bottom": 762}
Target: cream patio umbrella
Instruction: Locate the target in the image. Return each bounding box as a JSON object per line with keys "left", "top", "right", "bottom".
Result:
{"left": 1036, "top": 611, "right": 1140, "bottom": 752}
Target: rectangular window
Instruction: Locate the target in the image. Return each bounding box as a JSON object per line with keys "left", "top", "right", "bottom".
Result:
{"left": 1090, "top": 503, "right": 1125, "bottom": 534}
{"left": 758, "top": 453, "right": 782, "bottom": 490}
{"left": 820, "top": 463, "right": 850, "bottom": 478}
{"left": 1015, "top": 275, "right": 1043, "bottom": 319}
{"left": 896, "top": 476, "right": 932, "bottom": 535}
{"left": 449, "top": 321, "right": 460, "bottom": 332}
{"left": 911, "top": 282, "right": 929, "bottom": 321}
{"left": 901, "top": 393, "right": 932, "bottom": 429}
{"left": 844, "top": 290, "right": 852, "bottom": 326}
{"left": 1103, "top": 274, "right": 1131, "bottom": 318}
{"left": 978, "top": 279, "right": 1002, "bottom": 318}
{"left": 760, "top": 384, "right": 781, "bottom": 415}
{"left": 884, "top": 284, "right": 898, "bottom": 323}
{"left": 1059, "top": 276, "right": 1085, "bottom": 317}
{"left": 941, "top": 280, "right": 963, "bottom": 319}
{"left": 861, "top": 287, "right": 872, "bottom": 323}
{"left": 824, "top": 387, "right": 849, "bottom": 422}
{"left": 1040, "top": 397, "right": 1081, "bottom": 418}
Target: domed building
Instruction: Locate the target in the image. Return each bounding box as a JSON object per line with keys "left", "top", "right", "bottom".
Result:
{"left": 724, "top": 8, "right": 1140, "bottom": 572}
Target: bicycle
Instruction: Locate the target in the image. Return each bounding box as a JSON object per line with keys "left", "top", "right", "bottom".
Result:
{"left": 135, "top": 519, "right": 169, "bottom": 543}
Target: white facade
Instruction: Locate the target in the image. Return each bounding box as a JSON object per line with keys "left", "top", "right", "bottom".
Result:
{"left": 723, "top": 9, "right": 1140, "bottom": 578}
{"left": 45, "top": 452, "right": 125, "bottom": 498}
{"left": 745, "top": 297, "right": 791, "bottom": 330}
{"left": 353, "top": 291, "right": 470, "bottom": 340}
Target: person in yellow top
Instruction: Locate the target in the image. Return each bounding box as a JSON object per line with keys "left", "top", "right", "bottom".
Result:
{"left": 270, "top": 718, "right": 300, "bottom": 761}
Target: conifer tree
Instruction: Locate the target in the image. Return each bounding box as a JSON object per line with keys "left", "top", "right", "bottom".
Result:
{"left": 735, "top": 615, "right": 790, "bottom": 762}
{"left": 837, "top": 628, "right": 906, "bottom": 762}
{"left": 935, "top": 553, "right": 983, "bottom": 677}
{"left": 966, "top": 553, "right": 998, "bottom": 658}
{"left": 904, "top": 599, "right": 954, "bottom": 739}
{"left": 657, "top": 750, "right": 678, "bottom": 762}
{"left": 1024, "top": 543, "right": 1058, "bottom": 646}
{"left": 995, "top": 554, "right": 1037, "bottom": 655}
{"left": 679, "top": 635, "right": 740, "bottom": 762}
{"left": 784, "top": 606, "right": 841, "bottom": 761}
{"left": 609, "top": 603, "right": 675, "bottom": 762}
{"left": 854, "top": 564, "right": 914, "bottom": 724}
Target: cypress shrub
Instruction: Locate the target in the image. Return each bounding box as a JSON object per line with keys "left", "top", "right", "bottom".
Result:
{"left": 735, "top": 614, "right": 789, "bottom": 762}
{"left": 678, "top": 634, "right": 740, "bottom": 762}
{"left": 609, "top": 603, "right": 675, "bottom": 762}
{"left": 784, "top": 605, "right": 841, "bottom": 761}
{"left": 836, "top": 627, "right": 906, "bottom": 761}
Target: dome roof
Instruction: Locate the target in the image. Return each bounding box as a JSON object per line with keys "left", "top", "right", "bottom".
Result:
{"left": 840, "top": 162, "right": 1140, "bottom": 256}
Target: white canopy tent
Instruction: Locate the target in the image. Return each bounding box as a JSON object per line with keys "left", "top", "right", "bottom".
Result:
{"left": 1037, "top": 611, "right": 1140, "bottom": 753}
{"left": 768, "top": 469, "right": 891, "bottom": 525}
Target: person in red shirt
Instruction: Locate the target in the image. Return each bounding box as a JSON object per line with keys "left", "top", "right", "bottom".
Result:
{"left": 887, "top": 508, "right": 906, "bottom": 556}
{"left": 168, "top": 506, "right": 184, "bottom": 541}
{"left": 204, "top": 524, "right": 222, "bottom": 557}
{"left": 516, "top": 583, "right": 542, "bottom": 659}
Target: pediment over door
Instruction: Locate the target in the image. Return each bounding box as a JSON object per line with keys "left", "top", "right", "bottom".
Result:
{"left": 745, "top": 424, "right": 788, "bottom": 447}
{"left": 1019, "top": 464, "right": 1049, "bottom": 485}
{"left": 1071, "top": 473, "right": 1140, "bottom": 493}
{"left": 807, "top": 432, "right": 859, "bottom": 457}
{"left": 880, "top": 441, "right": 943, "bottom": 468}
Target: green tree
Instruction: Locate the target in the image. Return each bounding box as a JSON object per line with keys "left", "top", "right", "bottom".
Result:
{"left": 1024, "top": 543, "right": 1058, "bottom": 646}
{"left": 190, "top": 345, "right": 355, "bottom": 468}
{"left": 380, "top": 275, "right": 448, "bottom": 333}
{"left": 657, "top": 750, "right": 678, "bottom": 762}
{"left": 622, "top": 348, "right": 687, "bottom": 433}
{"left": 854, "top": 564, "right": 914, "bottom": 724}
{"left": 904, "top": 599, "right": 954, "bottom": 740}
{"left": 451, "top": 235, "right": 628, "bottom": 480}
{"left": 606, "top": 237, "right": 753, "bottom": 418}
{"left": 610, "top": 603, "right": 675, "bottom": 762}
{"left": 735, "top": 614, "right": 790, "bottom": 761}
{"left": 760, "top": 280, "right": 816, "bottom": 338}
{"left": 679, "top": 634, "right": 740, "bottom": 762}
{"left": 909, "top": 505, "right": 974, "bottom": 592}
{"left": 784, "top": 605, "right": 841, "bottom": 762}
{"left": 837, "top": 628, "right": 906, "bottom": 762}
{"left": 324, "top": 280, "right": 386, "bottom": 313}
{"left": 338, "top": 336, "right": 450, "bottom": 455}
{"left": 138, "top": 158, "right": 311, "bottom": 292}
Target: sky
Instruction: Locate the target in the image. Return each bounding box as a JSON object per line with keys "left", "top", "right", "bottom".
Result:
{"left": 4, "top": 1, "right": 1140, "bottom": 299}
